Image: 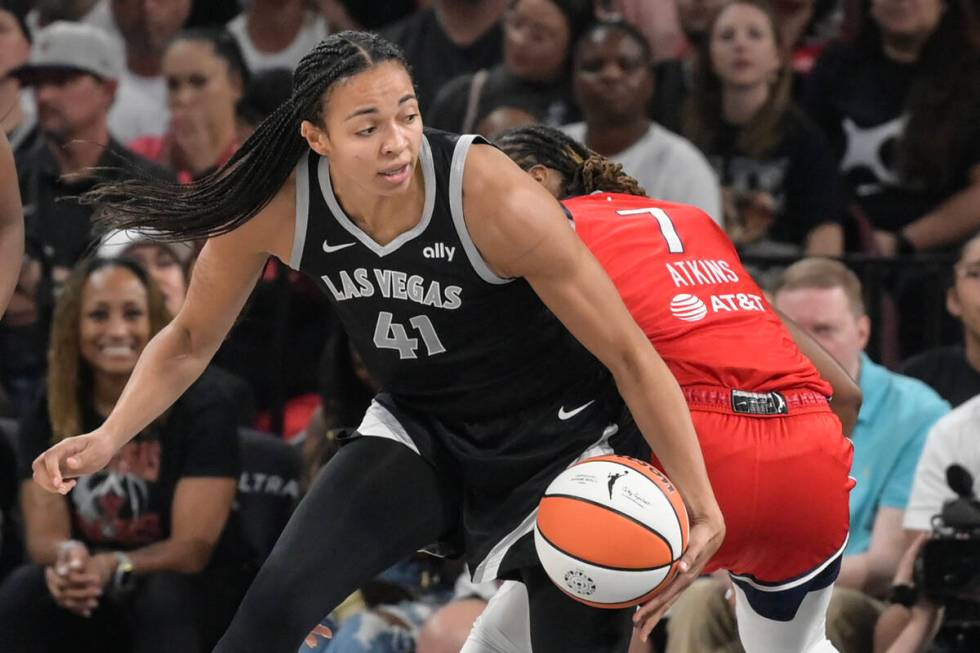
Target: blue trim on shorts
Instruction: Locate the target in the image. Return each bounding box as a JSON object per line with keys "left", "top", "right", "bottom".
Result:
{"left": 730, "top": 553, "right": 842, "bottom": 622}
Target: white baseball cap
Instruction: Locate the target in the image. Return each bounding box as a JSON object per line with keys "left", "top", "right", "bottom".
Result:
{"left": 12, "top": 21, "right": 123, "bottom": 83}
{"left": 98, "top": 229, "right": 195, "bottom": 265}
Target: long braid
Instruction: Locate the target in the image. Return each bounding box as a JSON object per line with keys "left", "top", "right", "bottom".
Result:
{"left": 82, "top": 32, "right": 408, "bottom": 241}
{"left": 495, "top": 125, "right": 646, "bottom": 198}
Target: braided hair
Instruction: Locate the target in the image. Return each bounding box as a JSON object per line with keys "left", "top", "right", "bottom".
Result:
{"left": 495, "top": 124, "right": 645, "bottom": 198}
{"left": 83, "top": 31, "right": 408, "bottom": 240}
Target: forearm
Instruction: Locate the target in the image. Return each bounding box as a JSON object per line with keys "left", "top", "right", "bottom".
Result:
{"left": 0, "top": 216, "right": 23, "bottom": 317}
{"left": 124, "top": 536, "right": 218, "bottom": 575}
{"left": 881, "top": 606, "right": 942, "bottom": 653}
{"left": 613, "top": 346, "right": 720, "bottom": 521}
{"left": 839, "top": 553, "right": 893, "bottom": 597}
{"left": 903, "top": 183, "right": 980, "bottom": 250}
{"left": 27, "top": 535, "right": 74, "bottom": 567}
{"left": 102, "top": 321, "right": 216, "bottom": 449}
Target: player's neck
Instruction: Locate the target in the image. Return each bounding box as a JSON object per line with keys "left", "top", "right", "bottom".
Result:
{"left": 584, "top": 119, "right": 650, "bottom": 157}
{"left": 330, "top": 162, "right": 427, "bottom": 246}
{"left": 436, "top": 0, "right": 508, "bottom": 46}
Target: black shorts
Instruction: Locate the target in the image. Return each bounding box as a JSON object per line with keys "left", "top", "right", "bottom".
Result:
{"left": 351, "top": 387, "right": 649, "bottom": 582}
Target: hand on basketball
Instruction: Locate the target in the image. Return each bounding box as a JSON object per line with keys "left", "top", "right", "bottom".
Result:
{"left": 632, "top": 511, "right": 725, "bottom": 642}
{"left": 32, "top": 431, "right": 117, "bottom": 495}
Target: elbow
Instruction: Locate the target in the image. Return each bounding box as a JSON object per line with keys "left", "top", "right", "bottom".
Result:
{"left": 176, "top": 540, "right": 217, "bottom": 574}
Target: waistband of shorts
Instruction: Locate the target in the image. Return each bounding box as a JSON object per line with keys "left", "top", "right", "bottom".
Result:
{"left": 682, "top": 385, "right": 831, "bottom": 417}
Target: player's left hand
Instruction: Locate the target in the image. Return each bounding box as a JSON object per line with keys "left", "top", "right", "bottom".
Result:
{"left": 632, "top": 511, "right": 725, "bottom": 642}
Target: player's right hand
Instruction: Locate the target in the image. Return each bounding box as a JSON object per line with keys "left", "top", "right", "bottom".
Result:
{"left": 32, "top": 431, "right": 116, "bottom": 494}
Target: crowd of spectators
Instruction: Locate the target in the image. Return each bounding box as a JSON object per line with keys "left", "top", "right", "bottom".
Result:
{"left": 1, "top": 0, "right": 979, "bottom": 652}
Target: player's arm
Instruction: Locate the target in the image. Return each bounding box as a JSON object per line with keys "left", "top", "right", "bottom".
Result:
{"left": 464, "top": 144, "right": 724, "bottom": 639}
{"left": 0, "top": 131, "right": 25, "bottom": 318}
{"left": 776, "top": 308, "right": 862, "bottom": 437}
{"left": 32, "top": 178, "right": 298, "bottom": 494}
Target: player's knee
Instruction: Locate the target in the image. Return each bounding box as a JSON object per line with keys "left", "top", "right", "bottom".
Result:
{"left": 418, "top": 598, "right": 487, "bottom": 653}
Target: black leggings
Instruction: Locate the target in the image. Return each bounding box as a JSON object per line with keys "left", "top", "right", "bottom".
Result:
{"left": 213, "top": 436, "right": 459, "bottom": 652}
{"left": 214, "top": 436, "right": 634, "bottom": 652}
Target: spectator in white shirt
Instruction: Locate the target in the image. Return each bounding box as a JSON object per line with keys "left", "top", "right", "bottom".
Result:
{"left": 228, "top": 0, "right": 328, "bottom": 74}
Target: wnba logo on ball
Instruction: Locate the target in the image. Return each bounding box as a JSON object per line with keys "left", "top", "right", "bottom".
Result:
{"left": 563, "top": 569, "right": 597, "bottom": 596}
{"left": 670, "top": 294, "right": 708, "bottom": 322}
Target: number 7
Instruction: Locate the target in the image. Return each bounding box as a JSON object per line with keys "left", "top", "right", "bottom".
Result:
{"left": 616, "top": 207, "right": 684, "bottom": 253}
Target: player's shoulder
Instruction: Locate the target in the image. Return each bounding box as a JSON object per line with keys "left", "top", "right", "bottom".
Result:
{"left": 564, "top": 193, "right": 716, "bottom": 223}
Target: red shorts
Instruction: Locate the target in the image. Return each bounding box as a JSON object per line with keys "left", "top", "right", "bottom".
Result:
{"left": 651, "top": 385, "right": 854, "bottom": 585}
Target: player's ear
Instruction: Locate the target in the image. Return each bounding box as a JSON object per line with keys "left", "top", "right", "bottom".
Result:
{"left": 528, "top": 165, "right": 551, "bottom": 186}
{"left": 527, "top": 165, "right": 565, "bottom": 199}
{"left": 301, "top": 120, "right": 332, "bottom": 157}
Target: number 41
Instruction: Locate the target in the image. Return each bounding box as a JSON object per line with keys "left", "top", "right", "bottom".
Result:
{"left": 373, "top": 311, "right": 446, "bottom": 360}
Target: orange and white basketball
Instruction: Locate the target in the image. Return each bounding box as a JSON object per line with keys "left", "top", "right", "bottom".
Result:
{"left": 534, "top": 455, "right": 690, "bottom": 608}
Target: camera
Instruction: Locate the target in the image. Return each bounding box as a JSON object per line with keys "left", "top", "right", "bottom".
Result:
{"left": 915, "top": 464, "right": 980, "bottom": 651}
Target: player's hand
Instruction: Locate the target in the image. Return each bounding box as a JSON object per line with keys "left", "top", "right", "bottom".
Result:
{"left": 632, "top": 511, "right": 725, "bottom": 642}
{"left": 32, "top": 431, "right": 117, "bottom": 494}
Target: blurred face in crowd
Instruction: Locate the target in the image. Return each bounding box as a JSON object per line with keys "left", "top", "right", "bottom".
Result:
{"left": 573, "top": 26, "right": 653, "bottom": 126}
{"left": 709, "top": 2, "right": 782, "bottom": 92}
{"left": 111, "top": 0, "right": 192, "bottom": 53}
{"left": 0, "top": 10, "right": 30, "bottom": 77}
{"left": 33, "top": 70, "right": 115, "bottom": 144}
{"left": 79, "top": 266, "right": 152, "bottom": 381}
{"left": 871, "top": 0, "right": 945, "bottom": 42}
{"left": 164, "top": 38, "right": 243, "bottom": 140}
{"left": 774, "top": 286, "right": 870, "bottom": 379}
{"left": 678, "top": 0, "right": 728, "bottom": 40}
{"left": 504, "top": 0, "right": 573, "bottom": 82}
{"left": 948, "top": 237, "right": 980, "bottom": 341}
{"left": 124, "top": 244, "right": 187, "bottom": 316}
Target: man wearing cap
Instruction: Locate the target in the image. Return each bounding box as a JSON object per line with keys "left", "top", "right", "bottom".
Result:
{"left": 6, "top": 21, "right": 172, "bottom": 412}
{"left": 13, "top": 21, "right": 172, "bottom": 286}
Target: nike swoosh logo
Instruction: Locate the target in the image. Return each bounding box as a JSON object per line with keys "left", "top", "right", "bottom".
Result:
{"left": 558, "top": 400, "right": 595, "bottom": 421}
{"left": 323, "top": 240, "right": 356, "bottom": 253}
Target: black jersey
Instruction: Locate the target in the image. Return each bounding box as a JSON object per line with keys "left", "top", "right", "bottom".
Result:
{"left": 289, "top": 130, "right": 609, "bottom": 422}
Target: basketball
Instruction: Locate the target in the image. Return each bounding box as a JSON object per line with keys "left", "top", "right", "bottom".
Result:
{"left": 534, "top": 455, "right": 690, "bottom": 608}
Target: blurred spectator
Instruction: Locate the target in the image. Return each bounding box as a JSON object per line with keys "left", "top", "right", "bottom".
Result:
{"left": 235, "top": 67, "right": 293, "bottom": 142}
{"left": 27, "top": 0, "right": 121, "bottom": 41}
{"left": 562, "top": 21, "right": 723, "bottom": 222}
{"left": 902, "top": 233, "right": 980, "bottom": 407}
{"left": 131, "top": 29, "right": 248, "bottom": 182}
{"left": 597, "top": 0, "right": 686, "bottom": 62}
{"left": 0, "top": 258, "right": 239, "bottom": 653}
{"left": 667, "top": 257, "right": 949, "bottom": 653}
{"left": 13, "top": 20, "right": 172, "bottom": 289}
{"left": 683, "top": 0, "right": 843, "bottom": 258}
{"left": 96, "top": 228, "right": 257, "bottom": 428}
{"left": 428, "top": 0, "right": 594, "bottom": 133}
{"left": 96, "top": 229, "right": 192, "bottom": 317}
{"left": 382, "top": 0, "right": 508, "bottom": 113}
{"left": 803, "top": 0, "right": 980, "bottom": 256}
{"left": 322, "top": 0, "right": 416, "bottom": 31}
{"left": 227, "top": 0, "right": 328, "bottom": 74}
{"left": 0, "top": 2, "right": 37, "bottom": 155}
{"left": 107, "top": 0, "right": 192, "bottom": 142}
{"left": 475, "top": 106, "right": 539, "bottom": 140}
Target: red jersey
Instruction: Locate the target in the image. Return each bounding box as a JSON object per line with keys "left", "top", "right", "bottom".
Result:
{"left": 565, "top": 193, "right": 830, "bottom": 396}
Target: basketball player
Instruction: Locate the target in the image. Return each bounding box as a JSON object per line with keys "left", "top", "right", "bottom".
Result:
{"left": 0, "top": 130, "right": 24, "bottom": 317}
{"left": 461, "top": 125, "right": 859, "bottom": 652}
{"left": 29, "top": 33, "right": 724, "bottom": 653}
